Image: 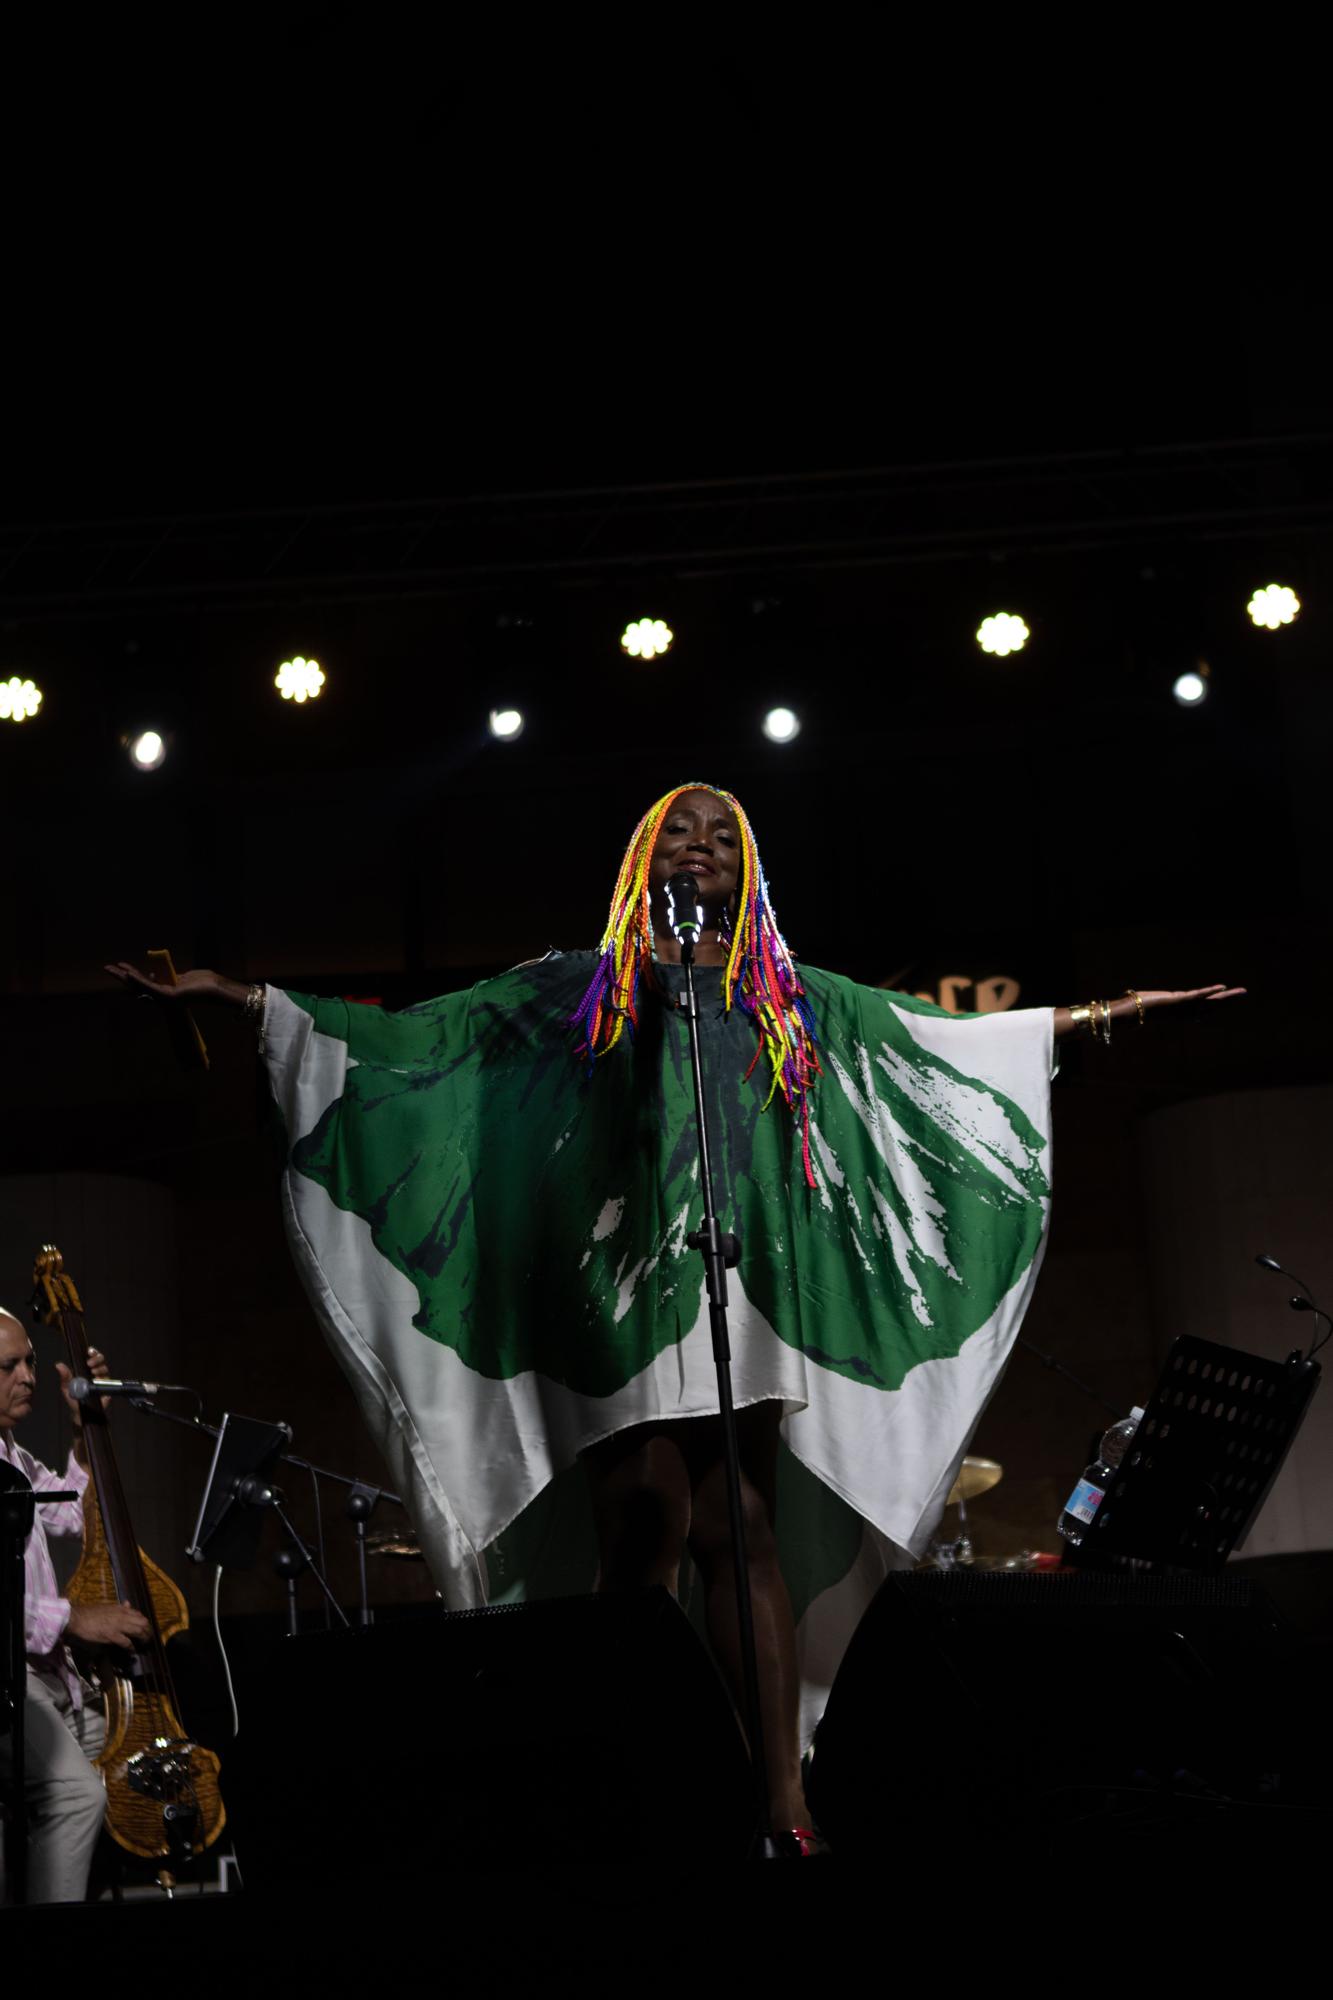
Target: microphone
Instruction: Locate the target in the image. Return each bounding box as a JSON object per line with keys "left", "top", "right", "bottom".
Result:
{"left": 664, "top": 873, "right": 705, "bottom": 959}
{"left": 68, "top": 1376, "right": 191, "bottom": 1401}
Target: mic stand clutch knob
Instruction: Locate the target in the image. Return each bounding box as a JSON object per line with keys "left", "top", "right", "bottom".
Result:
{"left": 686, "top": 1224, "right": 741, "bottom": 1267}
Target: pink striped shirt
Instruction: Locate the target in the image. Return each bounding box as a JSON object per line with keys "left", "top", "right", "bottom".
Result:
{"left": 0, "top": 1433, "right": 89, "bottom": 1709}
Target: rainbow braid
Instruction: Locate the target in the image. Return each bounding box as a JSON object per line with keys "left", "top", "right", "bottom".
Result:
{"left": 569, "top": 784, "right": 822, "bottom": 1187}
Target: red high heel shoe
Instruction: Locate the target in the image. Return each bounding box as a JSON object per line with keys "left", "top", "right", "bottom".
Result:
{"left": 787, "top": 1826, "right": 831, "bottom": 1857}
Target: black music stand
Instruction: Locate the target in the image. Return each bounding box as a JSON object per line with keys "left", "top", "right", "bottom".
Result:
{"left": 1, "top": 1464, "right": 79, "bottom": 1908}
{"left": 186, "top": 1414, "right": 291, "bottom": 1572}
{"left": 187, "top": 1414, "right": 349, "bottom": 1627}
{"left": 1075, "top": 1334, "right": 1320, "bottom": 1570}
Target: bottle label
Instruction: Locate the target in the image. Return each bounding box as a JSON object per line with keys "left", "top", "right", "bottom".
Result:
{"left": 1064, "top": 1478, "right": 1105, "bottom": 1526}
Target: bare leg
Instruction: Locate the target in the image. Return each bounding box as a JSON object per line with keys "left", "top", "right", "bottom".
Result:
{"left": 582, "top": 1405, "right": 807, "bottom": 1833}
{"left": 582, "top": 1422, "right": 692, "bottom": 1592}
{"left": 680, "top": 1403, "right": 807, "bottom": 1832}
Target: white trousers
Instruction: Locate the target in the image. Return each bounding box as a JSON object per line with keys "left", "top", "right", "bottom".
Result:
{"left": 0, "top": 1667, "right": 107, "bottom": 1905}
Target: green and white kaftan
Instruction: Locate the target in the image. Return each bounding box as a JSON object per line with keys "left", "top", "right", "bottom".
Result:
{"left": 263, "top": 953, "right": 1054, "bottom": 1744}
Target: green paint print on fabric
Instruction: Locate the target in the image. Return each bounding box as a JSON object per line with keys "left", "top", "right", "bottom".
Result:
{"left": 285, "top": 956, "right": 1048, "bottom": 1401}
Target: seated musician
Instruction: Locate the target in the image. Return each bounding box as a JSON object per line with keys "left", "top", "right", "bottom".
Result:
{"left": 0, "top": 1308, "right": 151, "bottom": 1905}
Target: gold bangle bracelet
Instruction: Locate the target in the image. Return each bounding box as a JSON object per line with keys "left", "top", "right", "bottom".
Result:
{"left": 1068, "top": 1004, "right": 1093, "bottom": 1032}
{"left": 1124, "top": 988, "right": 1145, "bottom": 1027}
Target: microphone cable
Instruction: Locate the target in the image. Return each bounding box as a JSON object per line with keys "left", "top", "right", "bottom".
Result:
{"left": 212, "top": 1563, "right": 241, "bottom": 1739}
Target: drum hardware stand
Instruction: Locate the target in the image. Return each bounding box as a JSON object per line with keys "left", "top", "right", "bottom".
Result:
{"left": 668, "top": 875, "right": 786, "bottom": 1860}
{"left": 218, "top": 1466, "right": 351, "bottom": 1631}
{"left": 273, "top": 1542, "right": 309, "bottom": 1637}
{"left": 345, "top": 1483, "right": 382, "bottom": 1627}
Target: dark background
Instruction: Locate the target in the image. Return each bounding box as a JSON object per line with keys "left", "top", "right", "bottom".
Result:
{"left": 2, "top": 9, "right": 1330, "bottom": 1614}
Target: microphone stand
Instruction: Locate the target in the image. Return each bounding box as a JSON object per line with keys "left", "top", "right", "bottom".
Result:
{"left": 672, "top": 907, "right": 783, "bottom": 1860}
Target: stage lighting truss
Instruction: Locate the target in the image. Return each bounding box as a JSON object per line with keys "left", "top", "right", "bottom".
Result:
{"left": 275, "top": 656, "right": 326, "bottom": 703}
{"left": 0, "top": 675, "right": 42, "bottom": 722}
{"left": 129, "top": 729, "right": 167, "bottom": 770}
{"left": 975, "top": 612, "right": 1030, "bottom": 657}
{"left": 488, "top": 707, "right": 524, "bottom": 740}
{"left": 621, "top": 617, "right": 674, "bottom": 661}
{"left": 1246, "top": 583, "right": 1300, "bottom": 630}
{"left": 762, "top": 706, "right": 801, "bottom": 743}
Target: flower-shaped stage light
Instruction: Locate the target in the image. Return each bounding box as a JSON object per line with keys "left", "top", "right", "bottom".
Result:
{"left": 621, "top": 618, "right": 674, "bottom": 661}
{"left": 0, "top": 675, "right": 42, "bottom": 722}
{"left": 275, "top": 656, "right": 326, "bottom": 702}
{"left": 975, "top": 613, "right": 1030, "bottom": 657}
{"left": 1246, "top": 584, "right": 1300, "bottom": 631}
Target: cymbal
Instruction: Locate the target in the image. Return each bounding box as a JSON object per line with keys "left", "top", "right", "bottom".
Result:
{"left": 946, "top": 1456, "right": 1003, "bottom": 1505}
{"left": 365, "top": 1529, "right": 424, "bottom": 1560}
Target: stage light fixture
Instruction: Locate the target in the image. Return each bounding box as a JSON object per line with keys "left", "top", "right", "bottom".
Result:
{"left": 130, "top": 729, "right": 167, "bottom": 769}
{"left": 621, "top": 618, "right": 674, "bottom": 661}
{"left": 1246, "top": 583, "right": 1300, "bottom": 630}
{"left": 762, "top": 706, "right": 800, "bottom": 743}
{"left": 0, "top": 675, "right": 42, "bottom": 722}
{"left": 488, "top": 707, "right": 524, "bottom": 740}
{"left": 976, "top": 613, "right": 1030, "bottom": 657}
{"left": 275, "top": 656, "right": 326, "bottom": 703}
{"left": 1172, "top": 669, "right": 1208, "bottom": 707}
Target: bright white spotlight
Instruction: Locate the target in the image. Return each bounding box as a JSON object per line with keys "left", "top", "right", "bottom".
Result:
{"left": 1246, "top": 583, "right": 1300, "bottom": 630}
{"left": 0, "top": 675, "right": 42, "bottom": 723}
{"left": 762, "top": 706, "right": 800, "bottom": 743}
{"left": 488, "top": 707, "right": 524, "bottom": 740}
{"left": 130, "top": 729, "right": 167, "bottom": 769}
{"left": 976, "top": 612, "right": 1030, "bottom": 657}
{"left": 1173, "top": 670, "right": 1208, "bottom": 707}
{"left": 621, "top": 617, "right": 674, "bottom": 661}
{"left": 275, "top": 656, "right": 326, "bottom": 703}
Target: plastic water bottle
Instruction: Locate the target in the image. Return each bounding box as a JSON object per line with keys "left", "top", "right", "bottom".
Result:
{"left": 1056, "top": 1406, "right": 1145, "bottom": 1545}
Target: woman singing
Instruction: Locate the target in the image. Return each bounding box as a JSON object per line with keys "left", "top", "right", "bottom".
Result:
{"left": 109, "top": 782, "right": 1241, "bottom": 1852}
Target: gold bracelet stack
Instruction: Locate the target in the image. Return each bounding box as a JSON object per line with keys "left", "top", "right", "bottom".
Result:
{"left": 1067, "top": 998, "right": 1115, "bottom": 1043}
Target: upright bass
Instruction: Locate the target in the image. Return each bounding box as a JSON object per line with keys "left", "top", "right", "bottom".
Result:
{"left": 32, "top": 1244, "right": 225, "bottom": 1873}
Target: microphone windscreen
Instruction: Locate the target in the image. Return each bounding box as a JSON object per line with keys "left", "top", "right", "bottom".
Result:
{"left": 664, "top": 874, "right": 704, "bottom": 934}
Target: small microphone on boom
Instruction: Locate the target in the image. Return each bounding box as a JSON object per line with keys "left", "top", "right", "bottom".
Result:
{"left": 68, "top": 1376, "right": 192, "bottom": 1401}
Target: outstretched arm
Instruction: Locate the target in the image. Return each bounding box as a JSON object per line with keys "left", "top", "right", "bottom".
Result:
{"left": 105, "top": 961, "right": 252, "bottom": 1007}
{"left": 1053, "top": 984, "right": 1245, "bottom": 1040}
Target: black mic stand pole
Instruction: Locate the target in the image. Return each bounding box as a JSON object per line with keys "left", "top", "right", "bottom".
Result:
{"left": 674, "top": 909, "right": 783, "bottom": 1860}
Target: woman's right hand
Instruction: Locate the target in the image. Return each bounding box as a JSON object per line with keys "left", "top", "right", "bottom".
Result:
{"left": 104, "top": 962, "right": 251, "bottom": 1007}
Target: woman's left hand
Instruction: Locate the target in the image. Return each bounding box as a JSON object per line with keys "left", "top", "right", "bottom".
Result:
{"left": 1132, "top": 984, "right": 1247, "bottom": 1016}
{"left": 1055, "top": 985, "right": 1246, "bottom": 1039}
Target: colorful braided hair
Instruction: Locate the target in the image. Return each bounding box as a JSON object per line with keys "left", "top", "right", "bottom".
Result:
{"left": 569, "top": 783, "right": 821, "bottom": 1187}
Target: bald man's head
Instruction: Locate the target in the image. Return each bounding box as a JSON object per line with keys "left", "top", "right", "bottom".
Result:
{"left": 0, "top": 1310, "right": 38, "bottom": 1431}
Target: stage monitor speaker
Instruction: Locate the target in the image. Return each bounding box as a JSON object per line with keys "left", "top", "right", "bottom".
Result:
{"left": 807, "top": 1569, "right": 1319, "bottom": 1866}
{"left": 223, "top": 1588, "right": 752, "bottom": 1887}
